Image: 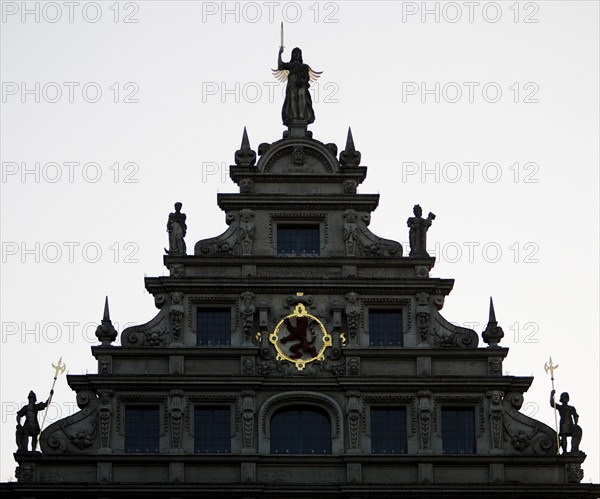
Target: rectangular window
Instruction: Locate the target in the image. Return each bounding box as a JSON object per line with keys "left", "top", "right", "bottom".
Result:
{"left": 277, "top": 225, "right": 320, "bottom": 256}
{"left": 442, "top": 407, "right": 476, "bottom": 454}
{"left": 194, "top": 407, "right": 231, "bottom": 453}
{"left": 270, "top": 407, "right": 332, "bottom": 454}
{"left": 369, "top": 309, "right": 403, "bottom": 346}
{"left": 197, "top": 308, "right": 231, "bottom": 346}
{"left": 124, "top": 406, "right": 159, "bottom": 453}
{"left": 370, "top": 407, "right": 407, "bottom": 454}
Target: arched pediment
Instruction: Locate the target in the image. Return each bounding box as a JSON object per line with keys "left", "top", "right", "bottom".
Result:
{"left": 257, "top": 138, "right": 339, "bottom": 175}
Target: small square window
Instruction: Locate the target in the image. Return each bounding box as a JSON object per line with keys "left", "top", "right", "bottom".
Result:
{"left": 369, "top": 309, "right": 403, "bottom": 346}
{"left": 124, "top": 406, "right": 159, "bottom": 453}
{"left": 277, "top": 225, "right": 320, "bottom": 256}
{"left": 195, "top": 407, "right": 231, "bottom": 453}
{"left": 370, "top": 407, "right": 407, "bottom": 454}
{"left": 442, "top": 407, "right": 476, "bottom": 454}
{"left": 197, "top": 308, "right": 231, "bottom": 346}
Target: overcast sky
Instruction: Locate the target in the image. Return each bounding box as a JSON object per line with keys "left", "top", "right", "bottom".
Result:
{"left": 1, "top": 0, "right": 598, "bottom": 483}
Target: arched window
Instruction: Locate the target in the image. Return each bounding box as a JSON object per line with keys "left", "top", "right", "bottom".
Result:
{"left": 270, "top": 406, "right": 332, "bottom": 454}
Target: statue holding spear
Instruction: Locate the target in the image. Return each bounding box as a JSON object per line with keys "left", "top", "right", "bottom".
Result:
{"left": 545, "top": 356, "right": 583, "bottom": 454}
{"left": 15, "top": 357, "right": 66, "bottom": 452}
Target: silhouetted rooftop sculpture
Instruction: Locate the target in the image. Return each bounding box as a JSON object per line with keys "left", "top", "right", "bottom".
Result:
{"left": 407, "top": 204, "right": 435, "bottom": 257}
{"left": 16, "top": 390, "right": 52, "bottom": 453}
{"left": 165, "top": 202, "right": 187, "bottom": 256}
{"left": 551, "top": 390, "right": 583, "bottom": 455}
{"left": 273, "top": 46, "right": 321, "bottom": 129}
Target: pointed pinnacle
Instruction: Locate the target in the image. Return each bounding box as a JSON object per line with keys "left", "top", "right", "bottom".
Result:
{"left": 345, "top": 127, "right": 355, "bottom": 152}
{"left": 339, "top": 127, "right": 361, "bottom": 168}
{"left": 241, "top": 127, "right": 250, "bottom": 150}
{"left": 97, "top": 296, "right": 117, "bottom": 346}
{"left": 489, "top": 297, "right": 496, "bottom": 324}
{"left": 482, "top": 296, "right": 503, "bottom": 347}
{"left": 103, "top": 296, "right": 110, "bottom": 322}
{"left": 234, "top": 127, "right": 257, "bottom": 167}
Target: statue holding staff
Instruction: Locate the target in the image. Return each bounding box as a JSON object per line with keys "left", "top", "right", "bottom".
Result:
{"left": 550, "top": 390, "right": 583, "bottom": 454}
{"left": 16, "top": 390, "right": 53, "bottom": 453}
{"left": 16, "top": 357, "right": 66, "bottom": 452}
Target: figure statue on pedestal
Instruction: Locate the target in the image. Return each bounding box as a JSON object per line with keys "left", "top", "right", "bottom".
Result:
{"left": 550, "top": 390, "right": 583, "bottom": 454}
{"left": 16, "top": 390, "right": 53, "bottom": 452}
{"left": 274, "top": 47, "right": 321, "bottom": 126}
{"left": 407, "top": 204, "right": 436, "bottom": 257}
{"left": 165, "top": 202, "right": 187, "bottom": 256}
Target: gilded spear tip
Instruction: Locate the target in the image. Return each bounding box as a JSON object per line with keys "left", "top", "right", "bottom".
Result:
{"left": 544, "top": 356, "right": 558, "bottom": 375}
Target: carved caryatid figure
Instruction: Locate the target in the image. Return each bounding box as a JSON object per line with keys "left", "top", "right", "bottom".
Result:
{"left": 239, "top": 209, "right": 255, "bottom": 256}
{"left": 417, "top": 390, "right": 433, "bottom": 452}
{"left": 343, "top": 210, "right": 359, "bottom": 256}
{"left": 240, "top": 291, "right": 256, "bottom": 343}
{"left": 550, "top": 390, "right": 583, "bottom": 454}
{"left": 407, "top": 204, "right": 436, "bottom": 257}
{"left": 169, "top": 292, "right": 184, "bottom": 341}
{"left": 415, "top": 292, "right": 430, "bottom": 346}
{"left": 165, "top": 202, "right": 187, "bottom": 256}
{"left": 98, "top": 389, "right": 113, "bottom": 451}
{"left": 487, "top": 390, "right": 505, "bottom": 453}
{"left": 16, "top": 390, "right": 52, "bottom": 452}
{"left": 274, "top": 47, "right": 321, "bottom": 126}
{"left": 345, "top": 292, "right": 361, "bottom": 340}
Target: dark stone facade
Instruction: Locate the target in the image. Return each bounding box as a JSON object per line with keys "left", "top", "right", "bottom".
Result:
{"left": 3, "top": 62, "right": 599, "bottom": 499}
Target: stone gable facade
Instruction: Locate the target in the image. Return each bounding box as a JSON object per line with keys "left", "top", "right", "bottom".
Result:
{"left": 4, "top": 58, "right": 599, "bottom": 499}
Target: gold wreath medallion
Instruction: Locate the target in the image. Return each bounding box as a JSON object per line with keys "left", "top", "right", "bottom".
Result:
{"left": 269, "top": 303, "right": 332, "bottom": 371}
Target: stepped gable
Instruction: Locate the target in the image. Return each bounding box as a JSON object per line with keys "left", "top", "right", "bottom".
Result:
{"left": 192, "top": 124, "right": 402, "bottom": 260}
{"left": 6, "top": 43, "right": 598, "bottom": 499}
